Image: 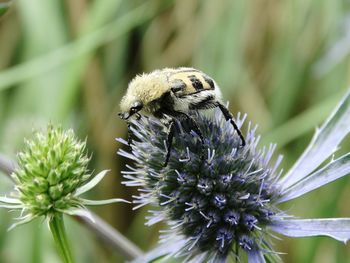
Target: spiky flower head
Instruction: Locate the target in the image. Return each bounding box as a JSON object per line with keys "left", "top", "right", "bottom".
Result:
{"left": 0, "top": 125, "right": 125, "bottom": 229}
{"left": 120, "top": 110, "right": 283, "bottom": 261}
{"left": 119, "top": 90, "right": 350, "bottom": 262}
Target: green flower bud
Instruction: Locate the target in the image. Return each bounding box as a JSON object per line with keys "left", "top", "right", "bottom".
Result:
{"left": 11, "top": 125, "right": 90, "bottom": 216}
{"left": 0, "top": 124, "right": 127, "bottom": 230}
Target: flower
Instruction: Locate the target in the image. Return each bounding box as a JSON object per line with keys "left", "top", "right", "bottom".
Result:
{"left": 0, "top": 124, "right": 126, "bottom": 229}
{"left": 118, "top": 90, "right": 350, "bottom": 263}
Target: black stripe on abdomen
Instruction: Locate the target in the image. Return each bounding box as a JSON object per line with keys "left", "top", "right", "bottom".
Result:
{"left": 188, "top": 75, "right": 204, "bottom": 91}
{"left": 171, "top": 79, "right": 186, "bottom": 93}
{"left": 203, "top": 75, "right": 215, "bottom": 90}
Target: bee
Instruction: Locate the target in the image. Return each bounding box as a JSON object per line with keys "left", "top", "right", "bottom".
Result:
{"left": 119, "top": 67, "right": 245, "bottom": 166}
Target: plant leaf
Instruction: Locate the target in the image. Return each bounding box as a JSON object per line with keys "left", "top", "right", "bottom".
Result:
{"left": 8, "top": 214, "right": 36, "bottom": 231}
{"left": 131, "top": 237, "right": 187, "bottom": 263}
{"left": 280, "top": 89, "right": 350, "bottom": 190}
{"left": 269, "top": 218, "right": 350, "bottom": 243}
{"left": 248, "top": 250, "right": 266, "bottom": 263}
{"left": 278, "top": 152, "right": 350, "bottom": 203}
{"left": 0, "top": 2, "right": 158, "bottom": 91}
{"left": 0, "top": 196, "right": 21, "bottom": 204}
{"left": 0, "top": 204, "right": 23, "bottom": 209}
{"left": 313, "top": 20, "right": 350, "bottom": 76}
{"left": 75, "top": 170, "right": 109, "bottom": 196}
{"left": 62, "top": 208, "right": 95, "bottom": 223}
{"left": 0, "top": 2, "right": 11, "bottom": 17}
{"left": 81, "top": 198, "right": 129, "bottom": 206}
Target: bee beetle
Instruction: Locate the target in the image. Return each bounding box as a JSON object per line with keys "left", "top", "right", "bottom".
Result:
{"left": 119, "top": 67, "right": 245, "bottom": 166}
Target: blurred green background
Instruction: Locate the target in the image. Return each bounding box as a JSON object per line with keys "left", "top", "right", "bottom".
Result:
{"left": 0, "top": 0, "right": 350, "bottom": 262}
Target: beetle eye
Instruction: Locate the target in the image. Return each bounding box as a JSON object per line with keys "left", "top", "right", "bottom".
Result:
{"left": 130, "top": 102, "right": 143, "bottom": 114}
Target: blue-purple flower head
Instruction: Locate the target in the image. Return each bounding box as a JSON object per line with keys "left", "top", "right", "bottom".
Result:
{"left": 119, "top": 90, "right": 350, "bottom": 262}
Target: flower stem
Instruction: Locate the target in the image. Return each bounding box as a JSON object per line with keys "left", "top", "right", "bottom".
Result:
{"left": 49, "top": 214, "right": 75, "bottom": 263}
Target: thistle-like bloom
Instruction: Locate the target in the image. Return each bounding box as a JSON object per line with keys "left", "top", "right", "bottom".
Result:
{"left": 119, "top": 90, "right": 350, "bottom": 262}
{"left": 0, "top": 125, "right": 125, "bottom": 229}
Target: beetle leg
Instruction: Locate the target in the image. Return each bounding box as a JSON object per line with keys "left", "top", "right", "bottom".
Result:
{"left": 164, "top": 119, "right": 176, "bottom": 167}
{"left": 216, "top": 102, "right": 246, "bottom": 147}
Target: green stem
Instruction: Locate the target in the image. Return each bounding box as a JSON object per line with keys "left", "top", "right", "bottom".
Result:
{"left": 49, "top": 214, "right": 75, "bottom": 263}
